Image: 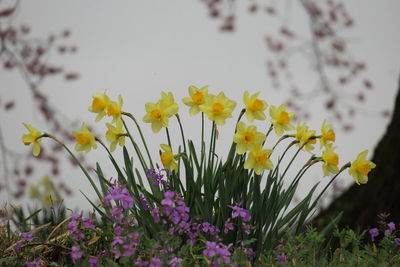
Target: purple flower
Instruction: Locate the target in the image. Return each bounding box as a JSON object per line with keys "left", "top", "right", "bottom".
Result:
{"left": 21, "top": 232, "right": 34, "bottom": 242}
{"left": 83, "top": 218, "right": 95, "bottom": 229}
{"left": 89, "top": 257, "right": 100, "bottom": 267}
{"left": 385, "top": 221, "right": 396, "bottom": 235}
{"left": 139, "top": 194, "right": 150, "bottom": 211}
{"left": 369, "top": 228, "right": 379, "bottom": 242}
{"left": 71, "top": 246, "right": 83, "bottom": 263}
{"left": 394, "top": 237, "right": 400, "bottom": 246}
{"left": 224, "top": 218, "right": 234, "bottom": 234}
{"left": 150, "top": 257, "right": 163, "bottom": 267}
{"left": 203, "top": 241, "right": 217, "bottom": 257}
{"left": 25, "top": 258, "right": 43, "bottom": 267}
{"left": 168, "top": 257, "right": 183, "bottom": 267}
{"left": 277, "top": 252, "right": 287, "bottom": 262}
{"left": 103, "top": 182, "right": 134, "bottom": 209}
{"left": 230, "top": 205, "right": 251, "bottom": 222}
{"left": 135, "top": 258, "right": 149, "bottom": 266}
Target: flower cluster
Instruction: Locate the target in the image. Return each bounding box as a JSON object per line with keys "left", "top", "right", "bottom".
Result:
{"left": 203, "top": 241, "right": 232, "bottom": 266}
{"left": 103, "top": 182, "right": 135, "bottom": 225}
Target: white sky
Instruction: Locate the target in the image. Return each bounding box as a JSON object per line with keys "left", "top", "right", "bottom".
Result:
{"left": 1, "top": 0, "right": 400, "bottom": 211}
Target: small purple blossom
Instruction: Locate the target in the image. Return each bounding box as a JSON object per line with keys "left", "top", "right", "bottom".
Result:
{"left": 168, "top": 257, "right": 183, "bottom": 267}
{"left": 21, "top": 232, "right": 34, "bottom": 242}
{"left": 229, "top": 205, "right": 251, "bottom": 222}
{"left": 369, "top": 228, "right": 379, "bottom": 242}
{"left": 203, "top": 241, "right": 231, "bottom": 266}
{"left": 277, "top": 252, "right": 287, "bottom": 262}
{"left": 385, "top": 222, "right": 396, "bottom": 236}
{"left": 83, "top": 218, "right": 95, "bottom": 229}
{"left": 394, "top": 237, "right": 400, "bottom": 246}
{"left": 89, "top": 257, "right": 100, "bottom": 267}
{"left": 150, "top": 257, "right": 163, "bottom": 267}
{"left": 103, "top": 182, "right": 134, "bottom": 209}
{"left": 71, "top": 246, "right": 83, "bottom": 263}
{"left": 25, "top": 258, "right": 44, "bottom": 267}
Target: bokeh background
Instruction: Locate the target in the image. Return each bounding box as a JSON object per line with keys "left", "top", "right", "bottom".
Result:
{"left": 1, "top": 0, "right": 399, "bottom": 218}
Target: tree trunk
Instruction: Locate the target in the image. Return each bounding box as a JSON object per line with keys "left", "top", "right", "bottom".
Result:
{"left": 313, "top": 78, "right": 400, "bottom": 230}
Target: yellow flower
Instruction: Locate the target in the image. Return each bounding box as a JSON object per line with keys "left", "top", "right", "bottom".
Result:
{"left": 321, "top": 144, "right": 339, "bottom": 176}
{"left": 143, "top": 101, "right": 175, "bottom": 133}
{"left": 106, "top": 121, "right": 126, "bottom": 152}
{"left": 233, "top": 122, "right": 266, "bottom": 154}
{"left": 199, "top": 92, "right": 237, "bottom": 125}
{"left": 29, "top": 185, "right": 40, "bottom": 199}
{"left": 159, "top": 91, "right": 179, "bottom": 117}
{"left": 88, "top": 90, "right": 110, "bottom": 122}
{"left": 320, "top": 120, "right": 336, "bottom": 148}
{"left": 269, "top": 104, "right": 295, "bottom": 136}
{"left": 160, "top": 144, "right": 178, "bottom": 171}
{"left": 294, "top": 122, "right": 317, "bottom": 153}
{"left": 182, "top": 85, "right": 208, "bottom": 116}
{"left": 22, "top": 123, "right": 42, "bottom": 156}
{"left": 243, "top": 91, "right": 267, "bottom": 122}
{"left": 244, "top": 148, "right": 274, "bottom": 175}
{"left": 348, "top": 150, "right": 376, "bottom": 185}
{"left": 72, "top": 123, "right": 97, "bottom": 154}
{"left": 106, "top": 95, "right": 123, "bottom": 123}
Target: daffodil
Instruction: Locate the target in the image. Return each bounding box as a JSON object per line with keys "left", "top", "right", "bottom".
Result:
{"left": 348, "top": 150, "right": 376, "bottom": 185}
{"left": 88, "top": 90, "right": 110, "bottom": 122}
{"left": 199, "top": 92, "right": 237, "bottom": 126}
{"left": 29, "top": 185, "right": 40, "bottom": 199}
{"left": 159, "top": 91, "right": 179, "bottom": 117}
{"left": 182, "top": 85, "right": 208, "bottom": 115}
{"left": 244, "top": 148, "right": 274, "bottom": 175}
{"left": 243, "top": 91, "right": 267, "bottom": 122}
{"left": 233, "top": 122, "right": 266, "bottom": 154}
{"left": 72, "top": 123, "right": 97, "bottom": 154}
{"left": 269, "top": 104, "right": 295, "bottom": 136}
{"left": 106, "top": 95, "right": 123, "bottom": 123}
{"left": 22, "top": 123, "right": 43, "bottom": 156}
{"left": 319, "top": 120, "right": 336, "bottom": 148}
{"left": 143, "top": 101, "right": 176, "bottom": 133}
{"left": 321, "top": 144, "right": 339, "bottom": 176}
{"left": 160, "top": 144, "right": 178, "bottom": 171}
{"left": 294, "top": 122, "right": 317, "bottom": 153}
{"left": 106, "top": 121, "right": 126, "bottom": 152}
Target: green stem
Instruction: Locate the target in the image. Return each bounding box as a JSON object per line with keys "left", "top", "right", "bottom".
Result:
{"left": 165, "top": 127, "right": 172, "bottom": 147}
{"left": 122, "top": 112, "right": 154, "bottom": 169}
{"left": 175, "top": 114, "right": 187, "bottom": 153}
{"left": 121, "top": 118, "right": 148, "bottom": 173}
{"left": 45, "top": 134, "right": 102, "bottom": 200}
{"left": 200, "top": 112, "right": 205, "bottom": 172}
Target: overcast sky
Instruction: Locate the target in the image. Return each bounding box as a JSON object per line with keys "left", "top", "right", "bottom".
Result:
{"left": 1, "top": 0, "right": 400, "bottom": 210}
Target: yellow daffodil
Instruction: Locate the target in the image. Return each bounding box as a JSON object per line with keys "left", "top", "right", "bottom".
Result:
{"left": 269, "top": 104, "right": 295, "bottom": 136}
{"left": 160, "top": 144, "right": 178, "bottom": 171}
{"left": 244, "top": 148, "right": 274, "bottom": 175}
{"left": 159, "top": 91, "right": 179, "bottom": 117}
{"left": 199, "top": 92, "right": 237, "bottom": 126}
{"left": 321, "top": 144, "right": 339, "bottom": 176}
{"left": 106, "top": 121, "right": 126, "bottom": 152}
{"left": 22, "top": 123, "right": 42, "bottom": 156}
{"left": 319, "top": 120, "right": 336, "bottom": 148}
{"left": 88, "top": 90, "right": 110, "bottom": 122}
{"left": 182, "top": 85, "right": 208, "bottom": 116}
{"left": 243, "top": 91, "right": 267, "bottom": 122}
{"left": 294, "top": 122, "right": 317, "bottom": 153}
{"left": 72, "top": 123, "right": 97, "bottom": 154}
{"left": 106, "top": 95, "right": 123, "bottom": 123}
{"left": 233, "top": 122, "right": 266, "bottom": 154}
{"left": 29, "top": 185, "right": 40, "bottom": 199}
{"left": 143, "top": 101, "right": 175, "bottom": 133}
{"left": 348, "top": 150, "right": 376, "bottom": 185}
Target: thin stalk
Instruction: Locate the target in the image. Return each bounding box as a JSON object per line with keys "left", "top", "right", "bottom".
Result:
{"left": 121, "top": 118, "right": 148, "bottom": 172}
{"left": 45, "top": 134, "right": 102, "bottom": 200}
{"left": 122, "top": 112, "right": 154, "bottom": 168}
{"left": 175, "top": 114, "right": 187, "bottom": 153}
{"left": 200, "top": 112, "right": 205, "bottom": 171}
{"left": 234, "top": 108, "right": 246, "bottom": 133}
{"left": 165, "top": 127, "right": 172, "bottom": 148}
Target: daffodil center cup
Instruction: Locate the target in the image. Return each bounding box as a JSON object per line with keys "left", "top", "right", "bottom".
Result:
{"left": 243, "top": 132, "right": 255, "bottom": 145}
{"left": 356, "top": 162, "right": 372, "bottom": 176}
{"left": 150, "top": 109, "right": 163, "bottom": 121}
{"left": 255, "top": 153, "right": 268, "bottom": 165}
{"left": 107, "top": 103, "right": 120, "bottom": 116}
{"left": 192, "top": 91, "right": 205, "bottom": 105}
{"left": 324, "top": 130, "right": 336, "bottom": 142}
{"left": 212, "top": 102, "right": 224, "bottom": 116}
{"left": 277, "top": 111, "right": 290, "bottom": 124}
{"left": 91, "top": 98, "right": 107, "bottom": 111}
{"left": 249, "top": 99, "right": 264, "bottom": 111}
{"left": 323, "top": 153, "right": 338, "bottom": 166}
{"left": 75, "top": 133, "right": 92, "bottom": 145}
{"left": 160, "top": 154, "right": 173, "bottom": 165}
